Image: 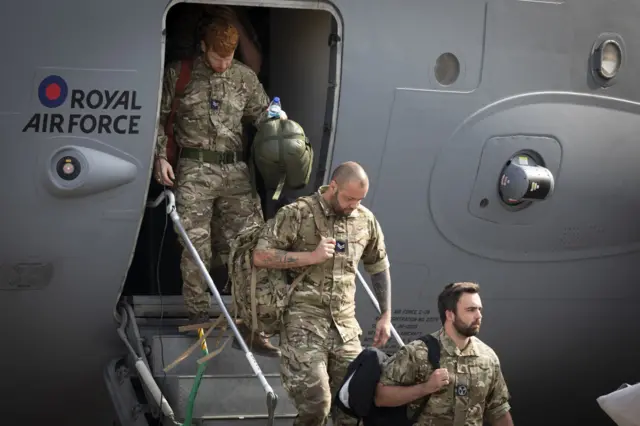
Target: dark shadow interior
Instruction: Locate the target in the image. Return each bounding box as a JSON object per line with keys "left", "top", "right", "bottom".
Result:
{"left": 122, "top": 3, "right": 337, "bottom": 299}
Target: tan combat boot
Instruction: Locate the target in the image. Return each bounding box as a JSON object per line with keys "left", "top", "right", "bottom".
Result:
{"left": 231, "top": 322, "right": 281, "bottom": 358}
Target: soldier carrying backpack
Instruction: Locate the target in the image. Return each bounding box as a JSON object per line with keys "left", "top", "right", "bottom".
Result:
{"left": 361, "top": 282, "right": 514, "bottom": 426}
{"left": 334, "top": 334, "right": 442, "bottom": 426}
{"left": 226, "top": 162, "right": 394, "bottom": 426}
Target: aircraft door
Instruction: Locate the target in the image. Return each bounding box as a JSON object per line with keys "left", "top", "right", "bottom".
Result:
{"left": 0, "top": 1, "right": 164, "bottom": 422}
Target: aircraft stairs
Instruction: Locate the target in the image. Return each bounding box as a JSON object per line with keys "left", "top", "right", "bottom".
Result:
{"left": 105, "top": 190, "right": 296, "bottom": 426}
{"left": 105, "top": 189, "right": 405, "bottom": 426}
{"left": 105, "top": 298, "right": 296, "bottom": 426}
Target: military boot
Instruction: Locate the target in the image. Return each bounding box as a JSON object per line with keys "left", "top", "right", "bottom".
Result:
{"left": 231, "top": 322, "right": 281, "bottom": 358}
{"left": 184, "top": 312, "right": 212, "bottom": 336}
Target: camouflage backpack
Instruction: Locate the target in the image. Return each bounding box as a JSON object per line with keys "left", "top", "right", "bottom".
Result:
{"left": 228, "top": 198, "right": 320, "bottom": 336}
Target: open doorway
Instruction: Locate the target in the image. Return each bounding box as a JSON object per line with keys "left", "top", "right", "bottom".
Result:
{"left": 120, "top": 2, "right": 341, "bottom": 320}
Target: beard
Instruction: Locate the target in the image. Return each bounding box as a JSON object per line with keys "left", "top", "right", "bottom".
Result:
{"left": 453, "top": 316, "right": 481, "bottom": 337}
{"left": 331, "top": 191, "right": 353, "bottom": 217}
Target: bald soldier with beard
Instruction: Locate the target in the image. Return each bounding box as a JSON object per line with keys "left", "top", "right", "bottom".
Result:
{"left": 252, "top": 161, "right": 393, "bottom": 426}
{"left": 375, "top": 282, "right": 514, "bottom": 426}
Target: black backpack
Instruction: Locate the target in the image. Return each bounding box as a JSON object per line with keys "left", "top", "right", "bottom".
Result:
{"left": 334, "top": 335, "right": 441, "bottom": 426}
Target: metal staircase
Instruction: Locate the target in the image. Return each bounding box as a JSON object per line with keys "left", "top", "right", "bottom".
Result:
{"left": 148, "top": 331, "right": 294, "bottom": 423}
{"left": 105, "top": 190, "right": 296, "bottom": 426}
{"left": 105, "top": 189, "right": 404, "bottom": 426}
{"left": 105, "top": 299, "right": 296, "bottom": 425}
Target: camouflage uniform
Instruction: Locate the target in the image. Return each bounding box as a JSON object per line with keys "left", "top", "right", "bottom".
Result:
{"left": 155, "top": 56, "right": 270, "bottom": 317}
{"left": 256, "top": 186, "right": 391, "bottom": 426}
{"left": 379, "top": 328, "right": 512, "bottom": 426}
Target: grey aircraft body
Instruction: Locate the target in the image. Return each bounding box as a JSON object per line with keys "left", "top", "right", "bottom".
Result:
{"left": 1, "top": 0, "right": 639, "bottom": 425}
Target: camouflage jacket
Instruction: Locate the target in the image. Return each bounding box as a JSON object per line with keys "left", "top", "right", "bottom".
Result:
{"left": 255, "top": 185, "right": 391, "bottom": 343}
{"left": 155, "top": 55, "right": 270, "bottom": 159}
{"left": 379, "top": 328, "right": 511, "bottom": 426}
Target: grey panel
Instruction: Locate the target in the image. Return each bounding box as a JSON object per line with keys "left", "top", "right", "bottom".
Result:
{"left": 468, "top": 135, "right": 561, "bottom": 225}
{"left": 430, "top": 93, "right": 640, "bottom": 262}
{"left": 41, "top": 143, "right": 139, "bottom": 198}
{"left": 0, "top": 0, "right": 168, "bottom": 423}
{"left": 0, "top": 261, "right": 54, "bottom": 290}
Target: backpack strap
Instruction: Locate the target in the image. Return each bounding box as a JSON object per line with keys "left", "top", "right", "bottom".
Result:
{"left": 165, "top": 58, "right": 194, "bottom": 168}
{"left": 249, "top": 254, "right": 314, "bottom": 332}
{"left": 421, "top": 335, "right": 441, "bottom": 369}
{"left": 297, "top": 196, "right": 330, "bottom": 302}
{"left": 246, "top": 212, "right": 316, "bottom": 333}
{"left": 408, "top": 334, "right": 441, "bottom": 424}
{"left": 299, "top": 196, "right": 330, "bottom": 237}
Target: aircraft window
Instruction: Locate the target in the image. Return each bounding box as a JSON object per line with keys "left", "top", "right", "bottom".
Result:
{"left": 434, "top": 52, "right": 460, "bottom": 86}
{"left": 596, "top": 40, "right": 622, "bottom": 80}
{"left": 589, "top": 34, "right": 624, "bottom": 87}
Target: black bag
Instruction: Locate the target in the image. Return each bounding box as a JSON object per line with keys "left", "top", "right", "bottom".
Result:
{"left": 334, "top": 335, "right": 441, "bottom": 426}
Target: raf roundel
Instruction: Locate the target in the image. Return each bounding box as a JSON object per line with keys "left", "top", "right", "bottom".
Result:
{"left": 38, "top": 75, "right": 68, "bottom": 108}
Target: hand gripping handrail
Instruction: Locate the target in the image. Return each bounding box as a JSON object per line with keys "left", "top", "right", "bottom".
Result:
{"left": 147, "top": 189, "right": 278, "bottom": 425}
{"left": 355, "top": 269, "right": 404, "bottom": 348}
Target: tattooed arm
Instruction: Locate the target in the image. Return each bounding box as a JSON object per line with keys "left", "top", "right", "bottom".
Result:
{"left": 362, "top": 216, "right": 392, "bottom": 316}
{"left": 254, "top": 235, "right": 335, "bottom": 268}
{"left": 253, "top": 249, "right": 317, "bottom": 269}
{"left": 253, "top": 203, "right": 328, "bottom": 269}
{"left": 371, "top": 268, "right": 391, "bottom": 315}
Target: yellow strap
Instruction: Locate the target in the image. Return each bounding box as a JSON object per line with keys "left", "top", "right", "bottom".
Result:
{"left": 163, "top": 315, "right": 226, "bottom": 373}
{"left": 196, "top": 335, "right": 232, "bottom": 365}
{"left": 272, "top": 174, "right": 286, "bottom": 200}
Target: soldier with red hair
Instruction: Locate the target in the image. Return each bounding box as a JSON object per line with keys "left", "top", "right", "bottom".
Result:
{"left": 153, "top": 15, "right": 287, "bottom": 357}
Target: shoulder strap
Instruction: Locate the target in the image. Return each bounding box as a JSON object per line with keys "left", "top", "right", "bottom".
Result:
{"left": 299, "top": 196, "right": 329, "bottom": 237}
{"left": 165, "top": 59, "right": 194, "bottom": 168}
{"left": 420, "top": 334, "right": 441, "bottom": 369}
{"left": 409, "top": 334, "right": 441, "bottom": 423}
{"left": 175, "top": 59, "right": 194, "bottom": 96}
{"left": 283, "top": 196, "right": 327, "bottom": 298}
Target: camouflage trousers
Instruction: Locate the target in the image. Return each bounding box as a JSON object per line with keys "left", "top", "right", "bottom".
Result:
{"left": 280, "top": 325, "right": 362, "bottom": 426}
{"left": 174, "top": 158, "right": 264, "bottom": 316}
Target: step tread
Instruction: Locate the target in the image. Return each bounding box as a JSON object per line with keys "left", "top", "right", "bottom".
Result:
{"left": 151, "top": 334, "right": 281, "bottom": 376}
{"left": 158, "top": 374, "right": 295, "bottom": 419}
{"left": 132, "top": 295, "right": 233, "bottom": 318}
{"left": 150, "top": 334, "right": 295, "bottom": 419}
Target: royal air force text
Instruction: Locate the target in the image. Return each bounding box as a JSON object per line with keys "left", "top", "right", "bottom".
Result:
{"left": 23, "top": 90, "right": 142, "bottom": 135}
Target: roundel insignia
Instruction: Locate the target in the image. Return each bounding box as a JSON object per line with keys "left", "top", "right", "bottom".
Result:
{"left": 455, "top": 384, "right": 468, "bottom": 396}
{"left": 38, "top": 75, "right": 68, "bottom": 108}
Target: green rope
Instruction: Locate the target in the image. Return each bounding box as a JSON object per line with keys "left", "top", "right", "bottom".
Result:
{"left": 181, "top": 330, "right": 209, "bottom": 426}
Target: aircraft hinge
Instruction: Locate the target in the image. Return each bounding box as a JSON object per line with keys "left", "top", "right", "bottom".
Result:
{"left": 328, "top": 80, "right": 337, "bottom": 88}
{"left": 328, "top": 33, "right": 341, "bottom": 47}
{"left": 323, "top": 123, "right": 332, "bottom": 133}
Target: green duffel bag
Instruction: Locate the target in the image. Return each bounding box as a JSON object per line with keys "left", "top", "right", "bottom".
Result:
{"left": 252, "top": 119, "right": 314, "bottom": 200}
